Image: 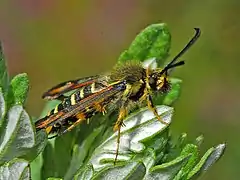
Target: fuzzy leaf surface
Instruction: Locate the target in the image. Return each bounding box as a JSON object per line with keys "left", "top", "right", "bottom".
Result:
{"left": 0, "top": 158, "right": 30, "bottom": 180}
{"left": 89, "top": 105, "right": 173, "bottom": 171}
{"left": 0, "top": 43, "right": 9, "bottom": 94}
{"left": 10, "top": 73, "right": 29, "bottom": 105}
{"left": 118, "top": 23, "right": 171, "bottom": 66}
{"left": 0, "top": 105, "right": 35, "bottom": 165}
{"left": 187, "top": 144, "right": 226, "bottom": 179}
{"left": 0, "top": 89, "right": 6, "bottom": 128}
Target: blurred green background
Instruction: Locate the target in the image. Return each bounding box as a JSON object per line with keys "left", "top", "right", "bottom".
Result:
{"left": 0, "top": 0, "right": 239, "bottom": 179}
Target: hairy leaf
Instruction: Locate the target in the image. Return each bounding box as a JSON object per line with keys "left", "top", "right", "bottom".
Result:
{"left": 187, "top": 144, "right": 226, "bottom": 179}
{"left": 118, "top": 23, "right": 171, "bottom": 66}
{"left": 0, "top": 105, "right": 35, "bottom": 165}
{"left": 145, "top": 154, "right": 191, "bottom": 180}
{"left": 10, "top": 73, "right": 29, "bottom": 105}
{"left": 0, "top": 89, "right": 6, "bottom": 128}
{"left": 0, "top": 43, "right": 9, "bottom": 94}
{"left": 0, "top": 158, "right": 30, "bottom": 180}
{"left": 92, "top": 161, "right": 146, "bottom": 180}
{"left": 89, "top": 105, "right": 173, "bottom": 171}
{"left": 74, "top": 164, "right": 94, "bottom": 180}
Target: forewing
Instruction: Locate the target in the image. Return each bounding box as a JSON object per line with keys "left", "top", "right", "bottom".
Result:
{"left": 58, "top": 81, "right": 126, "bottom": 121}
{"left": 42, "top": 75, "right": 100, "bottom": 100}
{"left": 35, "top": 81, "right": 126, "bottom": 131}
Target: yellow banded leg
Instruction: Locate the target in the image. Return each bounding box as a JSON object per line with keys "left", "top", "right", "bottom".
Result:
{"left": 46, "top": 126, "right": 53, "bottom": 134}
{"left": 62, "top": 113, "right": 86, "bottom": 134}
{"left": 94, "top": 103, "right": 107, "bottom": 115}
{"left": 147, "top": 94, "right": 168, "bottom": 125}
{"left": 113, "top": 107, "right": 127, "bottom": 165}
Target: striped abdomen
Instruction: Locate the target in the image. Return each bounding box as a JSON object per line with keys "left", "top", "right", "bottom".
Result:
{"left": 46, "top": 82, "right": 107, "bottom": 117}
{"left": 35, "top": 82, "right": 107, "bottom": 130}
{"left": 35, "top": 80, "right": 126, "bottom": 136}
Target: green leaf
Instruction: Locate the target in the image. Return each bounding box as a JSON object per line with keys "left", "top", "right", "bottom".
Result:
{"left": 65, "top": 127, "right": 103, "bottom": 180}
{"left": 187, "top": 144, "right": 226, "bottom": 179}
{"left": 141, "top": 148, "right": 156, "bottom": 173}
{"left": 0, "top": 158, "right": 30, "bottom": 180}
{"left": 0, "top": 43, "right": 9, "bottom": 94}
{"left": 177, "top": 133, "right": 188, "bottom": 150}
{"left": 194, "top": 135, "right": 204, "bottom": 147}
{"left": 30, "top": 152, "right": 43, "bottom": 180}
{"left": 146, "top": 154, "right": 191, "bottom": 180}
{"left": 0, "top": 105, "right": 35, "bottom": 165}
{"left": 89, "top": 105, "right": 173, "bottom": 171}
{"left": 41, "top": 142, "right": 55, "bottom": 179}
{"left": 10, "top": 73, "right": 29, "bottom": 105}
{"left": 74, "top": 164, "right": 94, "bottom": 180}
{"left": 41, "top": 131, "right": 75, "bottom": 179}
{"left": 92, "top": 161, "right": 146, "bottom": 180}
{"left": 163, "top": 78, "right": 182, "bottom": 106}
{"left": 118, "top": 23, "right": 171, "bottom": 65}
{"left": 51, "top": 134, "right": 75, "bottom": 178}
{"left": 0, "top": 89, "right": 6, "bottom": 128}
{"left": 23, "top": 129, "right": 47, "bottom": 162}
{"left": 174, "top": 144, "right": 199, "bottom": 179}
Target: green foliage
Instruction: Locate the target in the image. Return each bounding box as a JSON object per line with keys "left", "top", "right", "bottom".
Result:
{"left": 10, "top": 73, "right": 29, "bottom": 105}
{"left": 0, "top": 24, "right": 225, "bottom": 180}
{"left": 0, "top": 158, "right": 30, "bottom": 179}
{"left": 118, "top": 23, "right": 171, "bottom": 66}
{"left": 0, "top": 44, "right": 9, "bottom": 94}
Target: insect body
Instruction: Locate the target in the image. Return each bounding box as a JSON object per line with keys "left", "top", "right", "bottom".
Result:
{"left": 35, "top": 28, "right": 201, "bottom": 163}
{"left": 36, "top": 80, "right": 124, "bottom": 136}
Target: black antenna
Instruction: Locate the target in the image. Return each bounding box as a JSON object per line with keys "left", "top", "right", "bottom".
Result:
{"left": 167, "top": 60, "right": 185, "bottom": 69}
{"left": 160, "top": 28, "right": 201, "bottom": 74}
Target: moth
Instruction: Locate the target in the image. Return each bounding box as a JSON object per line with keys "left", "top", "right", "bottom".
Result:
{"left": 35, "top": 28, "right": 201, "bottom": 163}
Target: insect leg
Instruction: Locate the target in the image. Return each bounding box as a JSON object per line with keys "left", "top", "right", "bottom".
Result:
{"left": 94, "top": 103, "right": 107, "bottom": 115}
{"left": 146, "top": 94, "right": 168, "bottom": 125}
{"left": 62, "top": 113, "right": 86, "bottom": 134}
{"left": 113, "top": 106, "right": 128, "bottom": 165}
{"left": 46, "top": 126, "right": 53, "bottom": 134}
